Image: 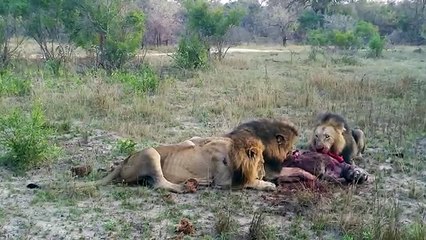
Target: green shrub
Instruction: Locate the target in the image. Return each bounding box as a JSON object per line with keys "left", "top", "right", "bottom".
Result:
{"left": 307, "top": 29, "right": 329, "bottom": 46}
{"left": 0, "top": 71, "right": 31, "bottom": 96}
{"left": 63, "top": 1, "right": 145, "bottom": 70}
{"left": 308, "top": 29, "right": 359, "bottom": 50}
{"left": 173, "top": 34, "right": 208, "bottom": 69}
{"left": 102, "top": 10, "right": 145, "bottom": 70}
{"left": 368, "top": 34, "right": 385, "bottom": 58}
{"left": 111, "top": 65, "right": 159, "bottom": 94}
{"left": 330, "top": 30, "right": 359, "bottom": 50}
{"left": 0, "top": 102, "right": 61, "bottom": 172}
{"left": 44, "top": 59, "right": 63, "bottom": 76}
{"left": 115, "top": 139, "right": 136, "bottom": 155}
{"left": 355, "top": 20, "right": 379, "bottom": 44}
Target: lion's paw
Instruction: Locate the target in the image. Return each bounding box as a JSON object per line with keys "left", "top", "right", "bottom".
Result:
{"left": 183, "top": 178, "right": 199, "bottom": 193}
{"left": 263, "top": 181, "right": 277, "bottom": 191}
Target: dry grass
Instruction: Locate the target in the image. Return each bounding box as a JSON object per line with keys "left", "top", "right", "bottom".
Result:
{"left": 0, "top": 44, "right": 425, "bottom": 239}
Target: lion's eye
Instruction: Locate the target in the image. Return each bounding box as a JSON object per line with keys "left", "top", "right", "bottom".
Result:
{"left": 315, "top": 134, "right": 318, "bottom": 138}
{"left": 325, "top": 134, "right": 330, "bottom": 139}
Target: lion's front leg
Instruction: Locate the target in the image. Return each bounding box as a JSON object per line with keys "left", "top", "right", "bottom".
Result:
{"left": 244, "top": 180, "right": 276, "bottom": 191}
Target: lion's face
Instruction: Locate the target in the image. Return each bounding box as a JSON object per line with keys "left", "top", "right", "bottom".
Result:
{"left": 262, "top": 131, "right": 298, "bottom": 180}
{"left": 224, "top": 118, "right": 300, "bottom": 181}
{"left": 271, "top": 133, "right": 297, "bottom": 159}
{"left": 312, "top": 125, "right": 344, "bottom": 154}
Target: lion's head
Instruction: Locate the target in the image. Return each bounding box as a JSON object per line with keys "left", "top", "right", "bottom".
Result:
{"left": 228, "top": 132, "right": 265, "bottom": 186}
{"left": 310, "top": 113, "right": 347, "bottom": 155}
{"left": 224, "top": 118, "right": 299, "bottom": 180}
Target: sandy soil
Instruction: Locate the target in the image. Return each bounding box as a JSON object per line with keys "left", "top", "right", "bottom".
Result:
{"left": 1, "top": 124, "right": 424, "bottom": 239}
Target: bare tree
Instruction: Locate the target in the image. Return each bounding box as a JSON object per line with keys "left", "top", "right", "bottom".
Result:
{"left": 0, "top": 15, "right": 24, "bottom": 70}
{"left": 266, "top": 0, "right": 303, "bottom": 46}
{"left": 138, "top": 0, "right": 183, "bottom": 46}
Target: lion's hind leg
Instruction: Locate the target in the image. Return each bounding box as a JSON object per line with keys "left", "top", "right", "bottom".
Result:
{"left": 122, "top": 148, "right": 186, "bottom": 193}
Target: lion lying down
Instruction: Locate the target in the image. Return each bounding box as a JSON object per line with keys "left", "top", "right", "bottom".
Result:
{"left": 277, "top": 150, "right": 369, "bottom": 185}
{"left": 27, "top": 118, "right": 300, "bottom": 193}
{"left": 28, "top": 136, "right": 275, "bottom": 193}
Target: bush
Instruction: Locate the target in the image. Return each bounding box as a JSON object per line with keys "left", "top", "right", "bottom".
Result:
{"left": 308, "top": 29, "right": 359, "bottom": 50}
{"left": 102, "top": 10, "right": 145, "bottom": 70}
{"left": 307, "top": 29, "right": 329, "bottom": 46}
{"left": 111, "top": 65, "right": 159, "bottom": 94}
{"left": 0, "top": 102, "right": 60, "bottom": 172}
{"left": 115, "top": 139, "right": 136, "bottom": 155}
{"left": 63, "top": 1, "right": 145, "bottom": 70}
{"left": 0, "top": 71, "right": 31, "bottom": 96}
{"left": 355, "top": 21, "right": 379, "bottom": 45}
{"left": 330, "top": 30, "right": 359, "bottom": 50}
{"left": 173, "top": 34, "right": 208, "bottom": 70}
{"left": 368, "top": 34, "right": 385, "bottom": 58}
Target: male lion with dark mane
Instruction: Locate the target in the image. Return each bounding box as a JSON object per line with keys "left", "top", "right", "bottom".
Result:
{"left": 309, "top": 112, "right": 366, "bottom": 165}
{"left": 27, "top": 118, "right": 302, "bottom": 193}
{"left": 223, "top": 118, "right": 300, "bottom": 181}
{"left": 28, "top": 135, "right": 274, "bottom": 193}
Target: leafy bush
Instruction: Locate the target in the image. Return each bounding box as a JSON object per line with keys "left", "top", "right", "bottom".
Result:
{"left": 183, "top": 0, "right": 244, "bottom": 60}
{"left": 44, "top": 59, "right": 63, "bottom": 76}
{"left": 173, "top": 34, "right": 208, "bottom": 69}
{"left": 63, "top": 0, "right": 145, "bottom": 70}
{"left": 115, "top": 139, "right": 136, "bottom": 155}
{"left": 330, "top": 30, "right": 359, "bottom": 50}
{"left": 355, "top": 21, "right": 379, "bottom": 45}
{"left": 0, "top": 102, "right": 60, "bottom": 172}
{"left": 308, "top": 21, "right": 383, "bottom": 56}
{"left": 102, "top": 11, "right": 145, "bottom": 70}
{"left": 368, "top": 34, "right": 385, "bottom": 58}
{"left": 0, "top": 71, "right": 31, "bottom": 96}
{"left": 308, "top": 29, "right": 359, "bottom": 50}
{"left": 307, "top": 29, "right": 329, "bottom": 46}
{"left": 111, "top": 65, "right": 159, "bottom": 94}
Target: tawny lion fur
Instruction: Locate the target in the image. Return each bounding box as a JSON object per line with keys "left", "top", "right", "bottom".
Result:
{"left": 224, "top": 118, "right": 300, "bottom": 181}
{"left": 28, "top": 118, "right": 300, "bottom": 193}
{"left": 309, "top": 112, "right": 366, "bottom": 164}
{"left": 84, "top": 135, "right": 275, "bottom": 193}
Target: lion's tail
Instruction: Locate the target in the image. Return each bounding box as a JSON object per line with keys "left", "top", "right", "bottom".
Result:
{"left": 72, "top": 165, "right": 122, "bottom": 188}
{"left": 26, "top": 165, "right": 122, "bottom": 190}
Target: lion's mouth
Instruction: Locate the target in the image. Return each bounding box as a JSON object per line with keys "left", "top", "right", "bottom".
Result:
{"left": 316, "top": 147, "right": 328, "bottom": 154}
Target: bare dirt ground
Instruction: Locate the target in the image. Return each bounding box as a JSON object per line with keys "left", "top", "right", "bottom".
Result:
{"left": 0, "top": 44, "right": 425, "bottom": 239}
{"left": 1, "top": 125, "right": 425, "bottom": 239}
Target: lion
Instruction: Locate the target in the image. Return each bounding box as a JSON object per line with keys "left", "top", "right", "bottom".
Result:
{"left": 309, "top": 112, "right": 366, "bottom": 165}
{"left": 223, "top": 118, "right": 300, "bottom": 181}
{"left": 27, "top": 135, "right": 276, "bottom": 193}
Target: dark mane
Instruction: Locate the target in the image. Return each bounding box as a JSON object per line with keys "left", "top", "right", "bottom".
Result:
{"left": 316, "top": 112, "right": 351, "bottom": 131}
{"left": 224, "top": 118, "right": 299, "bottom": 178}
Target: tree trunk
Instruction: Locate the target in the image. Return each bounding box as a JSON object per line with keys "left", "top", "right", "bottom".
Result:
{"left": 282, "top": 35, "right": 287, "bottom": 46}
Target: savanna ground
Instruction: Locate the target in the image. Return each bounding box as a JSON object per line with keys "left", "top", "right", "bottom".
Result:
{"left": 0, "top": 42, "right": 425, "bottom": 240}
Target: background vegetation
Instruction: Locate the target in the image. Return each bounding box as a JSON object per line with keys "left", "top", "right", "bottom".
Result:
{"left": 0, "top": 0, "right": 425, "bottom": 239}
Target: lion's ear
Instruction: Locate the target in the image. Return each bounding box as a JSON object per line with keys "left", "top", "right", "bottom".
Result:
{"left": 336, "top": 124, "right": 346, "bottom": 134}
{"left": 330, "top": 120, "right": 345, "bottom": 133}
{"left": 276, "top": 134, "right": 286, "bottom": 145}
{"left": 247, "top": 147, "right": 259, "bottom": 160}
